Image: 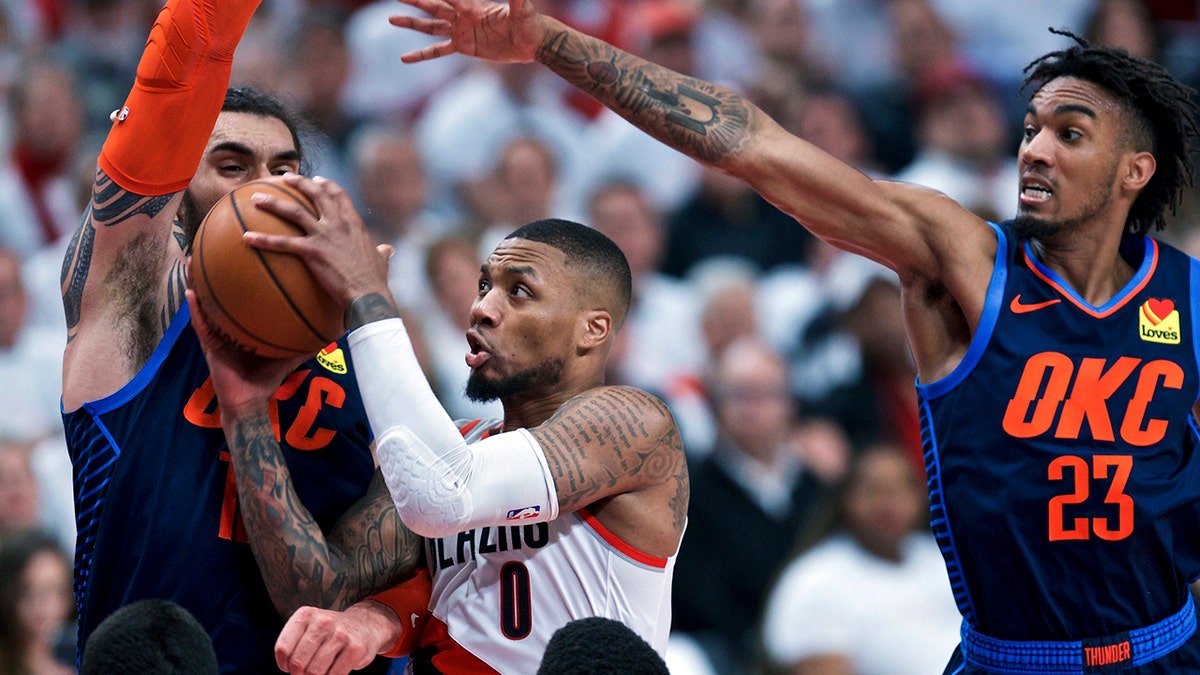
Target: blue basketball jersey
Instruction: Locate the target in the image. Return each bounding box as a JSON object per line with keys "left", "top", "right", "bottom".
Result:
{"left": 919, "top": 222, "right": 1200, "bottom": 672}
{"left": 63, "top": 304, "right": 376, "bottom": 673}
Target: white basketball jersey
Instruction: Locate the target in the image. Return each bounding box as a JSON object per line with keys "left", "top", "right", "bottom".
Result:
{"left": 405, "top": 419, "right": 679, "bottom": 674}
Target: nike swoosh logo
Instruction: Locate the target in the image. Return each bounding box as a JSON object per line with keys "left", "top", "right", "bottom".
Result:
{"left": 1010, "top": 294, "right": 1062, "bottom": 314}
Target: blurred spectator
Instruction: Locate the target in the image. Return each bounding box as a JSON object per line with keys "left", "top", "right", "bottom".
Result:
{"left": 0, "top": 247, "right": 63, "bottom": 442}
{"left": 0, "top": 57, "right": 85, "bottom": 258}
{"left": 801, "top": 0, "right": 900, "bottom": 94}
{"left": 587, "top": 180, "right": 704, "bottom": 395}
{"left": 341, "top": 0, "right": 469, "bottom": 123}
{"left": 893, "top": 58, "right": 1019, "bottom": 222}
{"left": 79, "top": 599, "right": 217, "bottom": 675}
{"left": 759, "top": 443, "right": 960, "bottom": 675}
{"left": 800, "top": 253, "right": 924, "bottom": 477}
{"left": 413, "top": 60, "right": 586, "bottom": 223}
{"left": 928, "top": 0, "right": 1095, "bottom": 123}
{"left": 470, "top": 135, "right": 562, "bottom": 258}
{"left": 672, "top": 337, "right": 831, "bottom": 674}
{"left": 279, "top": 8, "right": 358, "bottom": 188}
{"left": 347, "top": 123, "right": 448, "bottom": 313}
{"left": 420, "top": 234, "right": 504, "bottom": 422}
{"left": 52, "top": 0, "right": 151, "bottom": 143}
{"left": 1084, "top": 0, "right": 1160, "bottom": 61}
{"left": 560, "top": 0, "right": 705, "bottom": 221}
{"left": 0, "top": 439, "right": 40, "bottom": 539}
{"left": 662, "top": 165, "right": 815, "bottom": 278}
{"left": 0, "top": 529, "right": 74, "bottom": 675}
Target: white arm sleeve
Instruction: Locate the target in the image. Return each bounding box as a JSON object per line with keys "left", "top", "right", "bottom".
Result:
{"left": 349, "top": 319, "right": 559, "bottom": 538}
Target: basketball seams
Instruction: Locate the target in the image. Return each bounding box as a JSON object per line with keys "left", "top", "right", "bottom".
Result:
{"left": 193, "top": 179, "right": 342, "bottom": 358}
{"left": 228, "top": 184, "right": 331, "bottom": 348}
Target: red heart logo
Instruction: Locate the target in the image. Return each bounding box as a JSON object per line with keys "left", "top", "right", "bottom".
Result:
{"left": 1146, "top": 298, "right": 1175, "bottom": 324}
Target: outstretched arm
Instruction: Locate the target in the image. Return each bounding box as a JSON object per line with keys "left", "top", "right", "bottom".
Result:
{"left": 62, "top": 0, "right": 261, "bottom": 408}
{"left": 390, "top": 0, "right": 990, "bottom": 284}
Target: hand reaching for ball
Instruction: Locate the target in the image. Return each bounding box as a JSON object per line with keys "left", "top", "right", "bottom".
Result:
{"left": 244, "top": 174, "right": 396, "bottom": 314}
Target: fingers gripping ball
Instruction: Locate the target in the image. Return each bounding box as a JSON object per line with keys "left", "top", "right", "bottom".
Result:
{"left": 191, "top": 178, "right": 344, "bottom": 358}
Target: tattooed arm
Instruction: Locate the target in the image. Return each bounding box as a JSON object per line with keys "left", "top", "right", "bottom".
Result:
{"left": 187, "top": 289, "right": 423, "bottom": 616}
{"left": 390, "top": 0, "right": 994, "bottom": 290}
{"left": 530, "top": 385, "right": 688, "bottom": 558}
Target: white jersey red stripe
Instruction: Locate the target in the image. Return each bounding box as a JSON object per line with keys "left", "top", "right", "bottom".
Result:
{"left": 405, "top": 419, "right": 679, "bottom": 674}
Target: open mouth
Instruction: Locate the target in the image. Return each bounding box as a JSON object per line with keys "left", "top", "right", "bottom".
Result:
{"left": 465, "top": 332, "right": 490, "bottom": 369}
{"left": 1019, "top": 175, "right": 1054, "bottom": 205}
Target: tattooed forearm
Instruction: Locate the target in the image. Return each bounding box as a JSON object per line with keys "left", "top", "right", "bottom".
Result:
{"left": 535, "top": 29, "right": 753, "bottom": 165}
{"left": 346, "top": 293, "right": 399, "bottom": 331}
{"left": 91, "top": 170, "right": 174, "bottom": 225}
{"left": 227, "top": 412, "right": 419, "bottom": 614}
{"left": 228, "top": 411, "right": 345, "bottom": 615}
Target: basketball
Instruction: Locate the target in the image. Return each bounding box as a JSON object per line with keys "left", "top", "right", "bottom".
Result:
{"left": 190, "top": 178, "right": 344, "bottom": 359}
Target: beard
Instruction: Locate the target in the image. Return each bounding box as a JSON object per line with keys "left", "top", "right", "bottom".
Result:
{"left": 465, "top": 357, "right": 566, "bottom": 403}
{"left": 1011, "top": 184, "right": 1113, "bottom": 244}
{"left": 179, "top": 189, "right": 206, "bottom": 250}
{"left": 1009, "top": 214, "right": 1060, "bottom": 241}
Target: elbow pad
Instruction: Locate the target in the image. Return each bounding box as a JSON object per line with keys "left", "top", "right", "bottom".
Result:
{"left": 351, "top": 318, "right": 559, "bottom": 537}
{"left": 377, "top": 426, "right": 559, "bottom": 539}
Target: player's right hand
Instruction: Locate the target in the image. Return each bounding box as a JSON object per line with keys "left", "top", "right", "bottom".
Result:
{"left": 275, "top": 605, "right": 393, "bottom": 675}
{"left": 389, "top": 0, "right": 547, "bottom": 64}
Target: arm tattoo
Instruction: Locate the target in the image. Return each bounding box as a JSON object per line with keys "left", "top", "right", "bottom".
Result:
{"left": 346, "top": 293, "right": 399, "bottom": 331}
{"left": 535, "top": 386, "right": 687, "bottom": 528}
{"left": 227, "top": 411, "right": 420, "bottom": 613}
{"left": 63, "top": 169, "right": 179, "bottom": 346}
{"left": 536, "top": 30, "right": 753, "bottom": 165}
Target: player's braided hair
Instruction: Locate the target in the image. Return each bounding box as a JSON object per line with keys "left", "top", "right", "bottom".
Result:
{"left": 1021, "top": 28, "right": 1200, "bottom": 236}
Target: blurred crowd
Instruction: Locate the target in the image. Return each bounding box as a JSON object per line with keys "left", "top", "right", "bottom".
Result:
{"left": 0, "top": 0, "right": 1197, "bottom": 673}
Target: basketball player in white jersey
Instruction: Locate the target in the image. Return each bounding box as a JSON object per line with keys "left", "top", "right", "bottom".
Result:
{"left": 189, "top": 173, "right": 689, "bottom": 675}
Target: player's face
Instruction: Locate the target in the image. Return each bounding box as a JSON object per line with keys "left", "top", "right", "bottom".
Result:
{"left": 182, "top": 112, "right": 301, "bottom": 244}
{"left": 463, "top": 239, "right": 577, "bottom": 402}
{"left": 1013, "top": 77, "right": 1126, "bottom": 239}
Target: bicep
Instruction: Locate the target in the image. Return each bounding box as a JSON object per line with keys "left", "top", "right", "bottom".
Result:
{"left": 530, "top": 386, "right": 684, "bottom": 513}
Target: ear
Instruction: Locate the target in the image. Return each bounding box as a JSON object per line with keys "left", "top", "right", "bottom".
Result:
{"left": 577, "top": 309, "right": 613, "bottom": 352}
{"left": 1122, "top": 150, "right": 1156, "bottom": 194}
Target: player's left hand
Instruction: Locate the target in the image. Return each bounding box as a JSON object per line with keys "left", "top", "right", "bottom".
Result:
{"left": 185, "top": 287, "right": 308, "bottom": 416}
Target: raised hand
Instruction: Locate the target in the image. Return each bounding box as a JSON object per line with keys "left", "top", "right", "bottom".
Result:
{"left": 241, "top": 174, "right": 395, "bottom": 311}
{"left": 389, "top": 0, "right": 548, "bottom": 64}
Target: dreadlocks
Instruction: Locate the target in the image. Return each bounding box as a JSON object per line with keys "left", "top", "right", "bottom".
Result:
{"left": 1021, "top": 28, "right": 1200, "bottom": 236}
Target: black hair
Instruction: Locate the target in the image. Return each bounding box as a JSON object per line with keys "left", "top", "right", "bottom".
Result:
{"left": 0, "top": 530, "right": 72, "bottom": 673}
{"left": 80, "top": 599, "right": 217, "bottom": 675}
{"left": 1021, "top": 29, "right": 1200, "bottom": 235}
{"left": 221, "top": 86, "right": 310, "bottom": 176}
{"left": 504, "top": 218, "right": 633, "bottom": 326}
{"left": 537, "top": 617, "right": 668, "bottom": 674}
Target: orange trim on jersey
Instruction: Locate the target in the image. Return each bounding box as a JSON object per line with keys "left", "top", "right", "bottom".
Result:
{"left": 458, "top": 419, "right": 483, "bottom": 438}
{"left": 1022, "top": 239, "right": 1158, "bottom": 319}
{"left": 417, "top": 616, "right": 500, "bottom": 674}
{"left": 578, "top": 507, "right": 669, "bottom": 568}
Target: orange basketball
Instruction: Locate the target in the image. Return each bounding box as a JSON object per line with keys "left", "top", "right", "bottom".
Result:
{"left": 190, "top": 178, "right": 344, "bottom": 359}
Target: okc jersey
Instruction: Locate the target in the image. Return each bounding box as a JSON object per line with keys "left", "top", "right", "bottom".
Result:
{"left": 406, "top": 419, "right": 678, "bottom": 675}
{"left": 63, "top": 304, "right": 376, "bottom": 673}
{"left": 919, "top": 222, "right": 1200, "bottom": 673}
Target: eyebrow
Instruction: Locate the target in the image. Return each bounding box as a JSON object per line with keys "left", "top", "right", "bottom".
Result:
{"left": 480, "top": 263, "right": 538, "bottom": 279}
{"left": 209, "top": 141, "right": 301, "bottom": 163}
{"left": 1026, "top": 102, "right": 1097, "bottom": 120}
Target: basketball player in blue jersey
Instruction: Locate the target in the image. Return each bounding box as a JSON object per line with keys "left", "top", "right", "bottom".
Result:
{"left": 58, "top": 0, "right": 423, "bottom": 670}
{"left": 385, "top": 1, "right": 1200, "bottom": 672}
